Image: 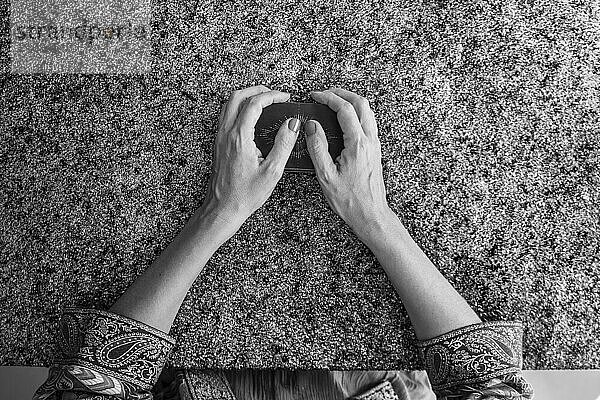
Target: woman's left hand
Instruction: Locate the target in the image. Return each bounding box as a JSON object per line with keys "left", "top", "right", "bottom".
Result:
{"left": 200, "top": 85, "right": 300, "bottom": 234}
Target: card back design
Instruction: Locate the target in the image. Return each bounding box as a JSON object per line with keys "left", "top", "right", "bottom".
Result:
{"left": 254, "top": 103, "right": 344, "bottom": 173}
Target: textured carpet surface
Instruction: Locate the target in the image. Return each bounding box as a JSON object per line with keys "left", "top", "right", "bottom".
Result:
{"left": 1, "top": 0, "right": 599, "bottom": 369}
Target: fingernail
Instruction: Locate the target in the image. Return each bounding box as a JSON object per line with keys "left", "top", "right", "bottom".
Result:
{"left": 305, "top": 120, "right": 316, "bottom": 136}
{"left": 288, "top": 118, "right": 301, "bottom": 133}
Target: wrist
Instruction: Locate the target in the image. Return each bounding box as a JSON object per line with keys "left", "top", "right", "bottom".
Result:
{"left": 356, "top": 207, "right": 407, "bottom": 250}
{"left": 188, "top": 202, "right": 246, "bottom": 246}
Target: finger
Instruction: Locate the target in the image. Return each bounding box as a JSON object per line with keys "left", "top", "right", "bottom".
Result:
{"left": 236, "top": 90, "right": 290, "bottom": 139}
{"left": 222, "top": 85, "right": 271, "bottom": 131}
{"left": 264, "top": 117, "right": 300, "bottom": 172}
{"left": 327, "top": 88, "right": 378, "bottom": 139}
{"left": 213, "top": 105, "right": 228, "bottom": 163}
{"left": 305, "top": 120, "right": 337, "bottom": 181}
{"left": 310, "top": 90, "right": 364, "bottom": 147}
{"left": 217, "top": 104, "right": 226, "bottom": 130}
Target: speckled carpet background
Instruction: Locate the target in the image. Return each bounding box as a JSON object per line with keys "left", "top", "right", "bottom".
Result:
{"left": 1, "top": 0, "right": 599, "bottom": 369}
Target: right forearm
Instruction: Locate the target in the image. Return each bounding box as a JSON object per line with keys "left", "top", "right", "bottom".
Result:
{"left": 364, "top": 209, "right": 481, "bottom": 340}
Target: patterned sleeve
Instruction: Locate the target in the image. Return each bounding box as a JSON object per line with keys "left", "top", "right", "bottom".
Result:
{"left": 33, "top": 308, "right": 175, "bottom": 400}
{"left": 416, "top": 321, "right": 534, "bottom": 400}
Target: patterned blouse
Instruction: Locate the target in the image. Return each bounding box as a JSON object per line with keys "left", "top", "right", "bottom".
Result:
{"left": 33, "top": 308, "right": 534, "bottom": 400}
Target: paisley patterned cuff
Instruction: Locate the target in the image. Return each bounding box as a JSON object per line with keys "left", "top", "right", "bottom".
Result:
{"left": 351, "top": 381, "right": 399, "bottom": 400}
{"left": 34, "top": 307, "right": 175, "bottom": 400}
{"left": 416, "top": 321, "right": 523, "bottom": 392}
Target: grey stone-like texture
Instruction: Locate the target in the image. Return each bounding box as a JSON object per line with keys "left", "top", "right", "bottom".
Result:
{"left": 1, "top": 0, "right": 599, "bottom": 369}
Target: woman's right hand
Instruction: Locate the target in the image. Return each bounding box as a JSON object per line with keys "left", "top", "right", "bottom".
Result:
{"left": 305, "top": 88, "right": 396, "bottom": 246}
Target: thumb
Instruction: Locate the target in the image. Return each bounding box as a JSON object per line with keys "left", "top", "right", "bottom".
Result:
{"left": 265, "top": 118, "right": 300, "bottom": 171}
{"left": 305, "top": 120, "right": 336, "bottom": 180}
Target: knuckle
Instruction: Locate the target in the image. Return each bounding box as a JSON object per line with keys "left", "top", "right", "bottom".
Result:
{"left": 280, "top": 135, "right": 295, "bottom": 148}
{"left": 246, "top": 96, "right": 262, "bottom": 111}
{"left": 248, "top": 96, "right": 261, "bottom": 106}
{"left": 371, "top": 135, "right": 381, "bottom": 147}
{"left": 308, "top": 140, "right": 324, "bottom": 156}
{"left": 367, "top": 109, "right": 376, "bottom": 121}
{"left": 340, "top": 101, "right": 354, "bottom": 114}
{"left": 374, "top": 140, "right": 382, "bottom": 153}
{"left": 357, "top": 97, "right": 370, "bottom": 110}
{"left": 305, "top": 135, "right": 320, "bottom": 150}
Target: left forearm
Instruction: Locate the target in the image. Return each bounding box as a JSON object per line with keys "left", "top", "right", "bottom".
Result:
{"left": 363, "top": 211, "right": 480, "bottom": 340}
{"left": 110, "top": 205, "right": 240, "bottom": 333}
